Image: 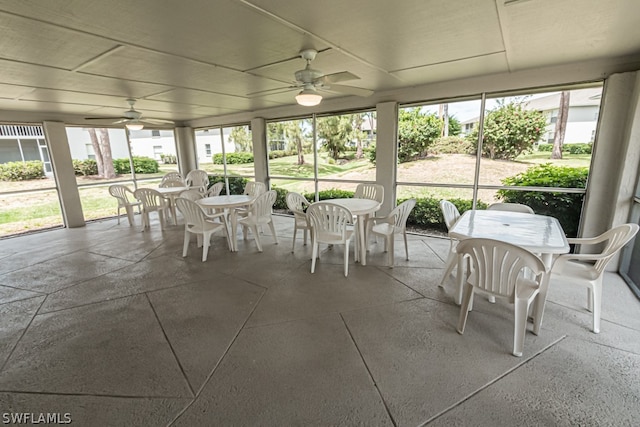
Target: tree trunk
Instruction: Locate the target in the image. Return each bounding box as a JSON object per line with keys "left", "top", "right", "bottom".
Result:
{"left": 442, "top": 103, "right": 449, "bottom": 137}
{"left": 97, "top": 128, "right": 116, "bottom": 178}
{"left": 296, "top": 135, "right": 305, "bottom": 165}
{"left": 551, "top": 91, "right": 570, "bottom": 159}
{"left": 354, "top": 115, "right": 364, "bottom": 159}
{"left": 86, "top": 128, "right": 104, "bottom": 176}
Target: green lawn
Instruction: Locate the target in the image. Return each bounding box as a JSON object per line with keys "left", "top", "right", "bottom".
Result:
{"left": 0, "top": 152, "right": 591, "bottom": 237}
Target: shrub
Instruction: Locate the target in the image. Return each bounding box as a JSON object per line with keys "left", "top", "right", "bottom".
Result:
{"left": 207, "top": 175, "right": 248, "bottom": 195}
{"left": 469, "top": 103, "right": 546, "bottom": 160}
{"left": 537, "top": 143, "right": 592, "bottom": 155}
{"left": 537, "top": 143, "right": 553, "bottom": 152}
{"left": 271, "top": 185, "right": 289, "bottom": 210}
{"left": 398, "top": 109, "right": 442, "bottom": 163}
{"left": 303, "top": 189, "right": 355, "bottom": 201}
{"left": 430, "top": 136, "right": 473, "bottom": 154}
{"left": 399, "top": 196, "right": 486, "bottom": 231}
{"left": 160, "top": 154, "right": 177, "bottom": 164}
{"left": 268, "top": 150, "right": 296, "bottom": 160}
{"left": 112, "top": 157, "right": 159, "bottom": 174}
{"left": 0, "top": 160, "right": 44, "bottom": 181}
{"left": 366, "top": 144, "right": 376, "bottom": 164}
{"left": 496, "top": 163, "right": 588, "bottom": 237}
{"left": 213, "top": 152, "right": 254, "bottom": 164}
{"left": 72, "top": 159, "right": 98, "bottom": 176}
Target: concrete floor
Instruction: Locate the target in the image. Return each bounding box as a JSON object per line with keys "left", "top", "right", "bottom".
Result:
{"left": 0, "top": 214, "right": 639, "bottom": 426}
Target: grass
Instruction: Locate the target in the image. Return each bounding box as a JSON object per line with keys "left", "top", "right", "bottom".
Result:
{"left": 0, "top": 152, "right": 591, "bottom": 237}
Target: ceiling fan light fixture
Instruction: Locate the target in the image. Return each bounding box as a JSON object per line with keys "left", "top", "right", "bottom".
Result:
{"left": 295, "top": 89, "right": 322, "bottom": 107}
{"left": 126, "top": 122, "right": 144, "bottom": 131}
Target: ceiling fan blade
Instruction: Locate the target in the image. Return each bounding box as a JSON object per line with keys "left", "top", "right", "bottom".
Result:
{"left": 84, "top": 116, "right": 126, "bottom": 123}
{"left": 247, "top": 85, "right": 299, "bottom": 98}
{"left": 139, "top": 118, "right": 175, "bottom": 125}
{"left": 321, "top": 84, "right": 374, "bottom": 97}
{"left": 322, "top": 71, "right": 360, "bottom": 84}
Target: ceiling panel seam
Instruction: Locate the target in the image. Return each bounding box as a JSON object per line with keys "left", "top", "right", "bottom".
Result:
{"left": 236, "top": 0, "right": 404, "bottom": 81}
{"left": 494, "top": 0, "right": 514, "bottom": 72}
{"left": 389, "top": 51, "right": 507, "bottom": 73}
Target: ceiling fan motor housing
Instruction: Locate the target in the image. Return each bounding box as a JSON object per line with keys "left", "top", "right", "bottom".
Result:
{"left": 295, "top": 67, "right": 323, "bottom": 84}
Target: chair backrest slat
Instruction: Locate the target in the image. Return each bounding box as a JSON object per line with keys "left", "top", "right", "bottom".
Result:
{"left": 307, "top": 202, "right": 353, "bottom": 238}
{"left": 354, "top": 183, "right": 384, "bottom": 203}
{"left": 440, "top": 200, "right": 460, "bottom": 230}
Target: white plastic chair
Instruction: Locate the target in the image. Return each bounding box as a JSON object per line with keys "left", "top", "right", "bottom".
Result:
{"left": 243, "top": 181, "right": 267, "bottom": 197}
{"left": 550, "top": 223, "right": 639, "bottom": 333}
{"left": 160, "top": 172, "right": 184, "bottom": 187}
{"left": 354, "top": 183, "right": 384, "bottom": 203}
{"left": 366, "top": 199, "right": 416, "bottom": 267}
{"left": 159, "top": 179, "right": 185, "bottom": 188}
{"left": 133, "top": 188, "right": 170, "bottom": 230}
{"left": 286, "top": 192, "right": 312, "bottom": 252}
{"left": 307, "top": 202, "right": 355, "bottom": 277}
{"left": 438, "top": 200, "right": 461, "bottom": 293}
{"left": 179, "top": 189, "right": 204, "bottom": 202}
{"left": 237, "top": 190, "right": 278, "bottom": 252}
{"left": 487, "top": 203, "right": 534, "bottom": 214}
{"left": 175, "top": 197, "right": 229, "bottom": 261}
{"left": 206, "top": 182, "right": 225, "bottom": 197}
{"left": 456, "top": 238, "right": 549, "bottom": 357}
{"left": 185, "top": 169, "right": 209, "bottom": 194}
{"left": 108, "top": 184, "right": 141, "bottom": 226}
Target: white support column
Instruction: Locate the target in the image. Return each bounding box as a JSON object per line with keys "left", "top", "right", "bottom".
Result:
{"left": 175, "top": 126, "right": 196, "bottom": 175}
{"left": 375, "top": 102, "right": 399, "bottom": 215}
{"left": 43, "top": 121, "right": 85, "bottom": 228}
{"left": 251, "top": 118, "right": 269, "bottom": 187}
{"left": 582, "top": 72, "right": 640, "bottom": 238}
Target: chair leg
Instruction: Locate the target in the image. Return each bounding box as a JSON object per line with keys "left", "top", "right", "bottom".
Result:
{"left": 303, "top": 228, "right": 308, "bottom": 245}
{"left": 439, "top": 249, "right": 458, "bottom": 287}
{"left": 116, "top": 206, "right": 122, "bottom": 224}
{"left": 182, "top": 230, "right": 190, "bottom": 257}
{"left": 457, "top": 284, "right": 474, "bottom": 334}
{"left": 311, "top": 240, "right": 318, "bottom": 273}
{"left": 403, "top": 231, "right": 409, "bottom": 260}
{"left": 202, "top": 231, "right": 211, "bottom": 262}
{"left": 591, "top": 280, "right": 603, "bottom": 334}
{"left": 388, "top": 235, "right": 394, "bottom": 268}
{"left": 125, "top": 206, "right": 135, "bottom": 227}
{"left": 252, "top": 225, "right": 263, "bottom": 252}
{"left": 344, "top": 240, "right": 350, "bottom": 277}
{"left": 292, "top": 226, "right": 298, "bottom": 253}
{"left": 268, "top": 219, "right": 278, "bottom": 244}
{"left": 513, "top": 298, "right": 530, "bottom": 357}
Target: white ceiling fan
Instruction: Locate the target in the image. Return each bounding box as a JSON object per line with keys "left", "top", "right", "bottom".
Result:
{"left": 249, "top": 49, "right": 374, "bottom": 106}
{"left": 85, "top": 99, "right": 175, "bottom": 130}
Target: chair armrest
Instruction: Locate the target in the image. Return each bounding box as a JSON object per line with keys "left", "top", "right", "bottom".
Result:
{"left": 205, "top": 211, "right": 226, "bottom": 221}
{"left": 566, "top": 234, "right": 610, "bottom": 245}
{"left": 552, "top": 252, "right": 603, "bottom": 273}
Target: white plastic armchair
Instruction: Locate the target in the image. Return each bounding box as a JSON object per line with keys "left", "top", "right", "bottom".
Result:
{"left": 286, "top": 192, "right": 312, "bottom": 252}
{"left": 487, "top": 202, "right": 534, "bottom": 214}
{"left": 159, "top": 179, "right": 185, "bottom": 188}
{"left": 206, "top": 182, "right": 225, "bottom": 197}
{"left": 438, "top": 200, "right": 461, "bottom": 291}
{"left": 185, "top": 169, "right": 209, "bottom": 194}
{"left": 179, "top": 189, "right": 204, "bottom": 202}
{"left": 456, "top": 238, "right": 549, "bottom": 357}
{"left": 237, "top": 190, "right": 278, "bottom": 252}
{"left": 366, "top": 199, "right": 416, "bottom": 267}
{"left": 550, "top": 223, "right": 639, "bottom": 333}
{"left": 160, "top": 172, "right": 184, "bottom": 187}
{"left": 307, "top": 202, "right": 355, "bottom": 277}
{"left": 133, "top": 188, "right": 170, "bottom": 230}
{"left": 175, "top": 197, "right": 230, "bottom": 261}
{"left": 243, "top": 181, "right": 267, "bottom": 197}
{"left": 354, "top": 183, "right": 384, "bottom": 203}
{"left": 108, "top": 184, "right": 141, "bottom": 226}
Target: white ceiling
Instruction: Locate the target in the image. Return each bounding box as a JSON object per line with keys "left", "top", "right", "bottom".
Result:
{"left": 1, "top": 0, "right": 640, "bottom": 126}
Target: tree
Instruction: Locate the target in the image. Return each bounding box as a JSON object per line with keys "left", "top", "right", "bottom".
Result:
{"left": 229, "top": 126, "right": 252, "bottom": 152}
{"left": 350, "top": 114, "right": 367, "bottom": 159}
{"left": 317, "top": 116, "right": 352, "bottom": 160}
{"left": 468, "top": 103, "right": 546, "bottom": 160}
{"left": 551, "top": 91, "right": 570, "bottom": 159}
{"left": 284, "top": 121, "right": 306, "bottom": 165}
{"left": 397, "top": 109, "right": 442, "bottom": 163}
{"left": 86, "top": 128, "right": 116, "bottom": 178}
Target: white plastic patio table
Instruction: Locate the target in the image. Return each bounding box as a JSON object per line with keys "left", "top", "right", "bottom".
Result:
{"left": 197, "top": 195, "right": 254, "bottom": 252}
{"left": 322, "top": 198, "right": 382, "bottom": 266}
{"left": 155, "top": 186, "right": 188, "bottom": 225}
{"left": 449, "top": 209, "right": 570, "bottom": 321}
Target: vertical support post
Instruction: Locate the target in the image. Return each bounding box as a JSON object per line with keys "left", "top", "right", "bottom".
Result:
{"left": 375, "top": 102, "right": 399, "bottom": 215}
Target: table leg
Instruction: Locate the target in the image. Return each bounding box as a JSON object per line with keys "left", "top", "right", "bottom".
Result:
{"left": 230, "top": 209, "right": 238, "bottom": 252}
{"left": 358, "top": 215, "right": 367, "bottom": 266}
{"left": 171, "top": 196, "right": 178, "bottom": 225}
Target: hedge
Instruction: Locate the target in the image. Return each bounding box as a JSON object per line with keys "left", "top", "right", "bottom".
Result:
{"left": 213, "top": 152, "right": 254, "bottom": 164}
{"left": 208, "top": 175, "right": 248, "bottom": 195}
{"left": 72, "top": 159, "right": 98, "bottom": 176}
{"left": 537, "top": 143, "right": 592, "bottom": 154}
{"left": 0, "top": 160, "right": 44, "bottom": 181}
{"left": 497, "top": 163, "right": 588, "bottom": 237}
{"left": 112, "top": 157, "right": 159, "bottom": 174}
